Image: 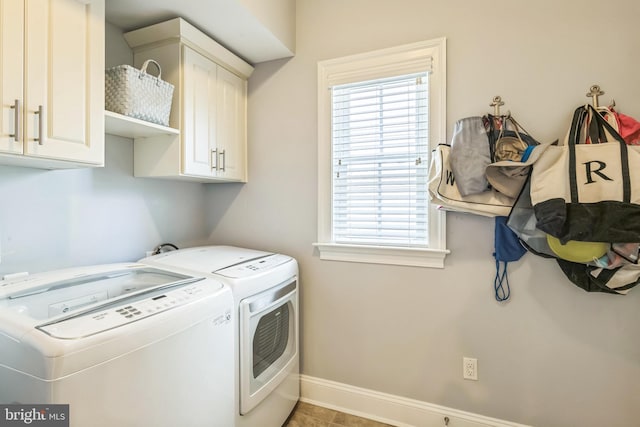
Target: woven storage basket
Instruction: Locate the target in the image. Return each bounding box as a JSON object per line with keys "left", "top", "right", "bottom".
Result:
{"left": 105, "top": 59, "right": 175, "bottom": 126}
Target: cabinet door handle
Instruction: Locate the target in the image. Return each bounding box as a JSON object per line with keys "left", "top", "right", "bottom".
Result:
{"left": 219, "top": 149, "right": 226, "bottom": 172}
{"left": 211, "top": 149, "right": 218, "bottom": 170}
{"left": 9, "top": 99, "right": 20, "bottom": 142}
{"left": 35, "top": 105, "right": 44, "bottom": 145}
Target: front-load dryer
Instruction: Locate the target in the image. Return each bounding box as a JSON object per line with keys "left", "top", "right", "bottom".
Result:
{"left": 140, "top": 246, "right": 299, "bottom": 427}
{"left": 0, "top": 263, "right": 234, "bottom": 427}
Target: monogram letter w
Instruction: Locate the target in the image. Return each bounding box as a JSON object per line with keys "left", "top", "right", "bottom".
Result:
{"left": 445, "top": 170, "right": 455, "bottom": 185}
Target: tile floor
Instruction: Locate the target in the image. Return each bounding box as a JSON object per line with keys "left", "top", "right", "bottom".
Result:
{"left": 282, "top": 401, "right": 394, "bottom": 427}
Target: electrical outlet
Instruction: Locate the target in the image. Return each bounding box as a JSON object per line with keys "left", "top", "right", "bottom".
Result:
{"left": 463, "top": 357, "right": 478, "bottom": 380}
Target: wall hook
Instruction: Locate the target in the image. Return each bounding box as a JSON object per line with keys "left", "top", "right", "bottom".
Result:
{"left": 586, "top": 85, "right": 604, "bottom": 108}
{"left": 490, "top": 96, "right": 505, "bottom": 116}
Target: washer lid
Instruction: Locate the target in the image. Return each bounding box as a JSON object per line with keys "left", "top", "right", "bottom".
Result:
{"left": 36, "top": 278, "right": 216, "bottom": 339}
{"left": 0, "top": 266, "right": 212, "bottom": 322}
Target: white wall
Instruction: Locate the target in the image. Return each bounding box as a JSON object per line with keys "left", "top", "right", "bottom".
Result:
{"left": 205, "top": 1, "right": 640, "bottom": 426}
{"left": 0, "top": 23, "right": 210, "bottom": 276}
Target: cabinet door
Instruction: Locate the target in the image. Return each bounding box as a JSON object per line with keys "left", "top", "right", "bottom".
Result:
{"left": 182, "top": 47, "right": 218, "bottom": 177}
{"left": 216, "top": 67, "right": 247, "bottom": 182}
{"left": 24, "top": 0, "right": 104, "bottom": 164}
{"left": 0, "top": 0, "right": 24, "bottom": 154}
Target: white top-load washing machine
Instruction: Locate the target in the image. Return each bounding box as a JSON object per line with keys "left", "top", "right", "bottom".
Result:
{"left": 140, "top": 246, "right": 299, "bottom": 427}
{"left": 0, "top": 263, "right": 234, "bottom": 427}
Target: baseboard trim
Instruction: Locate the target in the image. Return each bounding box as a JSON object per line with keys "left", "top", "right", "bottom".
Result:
{"left": 300, "top": 375, "right": 531, "bottom": 427}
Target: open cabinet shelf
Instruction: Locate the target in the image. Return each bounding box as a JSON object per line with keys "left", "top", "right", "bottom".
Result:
{"left": 104, "top": 110, "right": 179, "bottom": 139}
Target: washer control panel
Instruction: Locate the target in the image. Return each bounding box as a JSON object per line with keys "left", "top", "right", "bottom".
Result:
{"left": 38, "top": 280, "right": 217, "bottom": 339}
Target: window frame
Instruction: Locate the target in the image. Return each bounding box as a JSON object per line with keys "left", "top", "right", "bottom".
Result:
{"left": 315, "top": 38, "right": 449, "bottom": 268}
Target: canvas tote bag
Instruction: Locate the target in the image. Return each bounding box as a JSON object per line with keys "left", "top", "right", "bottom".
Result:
{"left": 428, "top": 144, "right": 514, "bottom": 217}
{"left": 555, "top": 259, "right": 640, "bottom": 295}
{"left": 530, "top": 104, "right": 640, "bottom": 243}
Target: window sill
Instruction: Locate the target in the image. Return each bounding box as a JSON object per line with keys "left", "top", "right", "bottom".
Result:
{"left": 312, "top": 243, "right": 450, "bottom": 268}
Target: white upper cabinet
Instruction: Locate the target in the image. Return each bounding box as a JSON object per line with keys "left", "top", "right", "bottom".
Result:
{"left": 124, "top": 18, "right": 253, "bottom": 183}
{"left": 215, "top": 66, "right": 246, "bottom": 181}
{"left": 182, "top": 49, "right": 247, "bottom": 181}
{"left": 0, "top": 1, "right": 24, "bottom": 155}
{"left": 182, "top": 47, "right": 218, "bottom": 178}
{"left": 0, "top": 0, "right": 105, "bottom": 169}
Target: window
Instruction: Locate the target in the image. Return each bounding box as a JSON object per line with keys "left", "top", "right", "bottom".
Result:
{"left": 332, "top": 73, "right": 429, "bottom": 246}
{"left": 315, "top": 39, "right": 449, "bottom": 268}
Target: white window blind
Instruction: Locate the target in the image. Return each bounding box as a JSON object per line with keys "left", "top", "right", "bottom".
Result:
{"left": 331, "top": 72, "right": 430, "bottom": 247}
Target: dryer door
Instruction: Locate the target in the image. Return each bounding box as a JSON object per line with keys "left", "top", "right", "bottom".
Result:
{"left": 239, "top": 279, "right": 298, "bottom": 415}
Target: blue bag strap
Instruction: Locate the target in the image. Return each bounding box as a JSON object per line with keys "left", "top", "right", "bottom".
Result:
{"left": 494, "top": 260, "right": 511, "bottom": 301}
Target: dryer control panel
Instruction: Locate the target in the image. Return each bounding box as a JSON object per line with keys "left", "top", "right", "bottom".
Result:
{"left": 37, "top": 280, "right": 219, "bottom": 339}
{"left": 216, "top": 254, "right": 291, "bottom": 278}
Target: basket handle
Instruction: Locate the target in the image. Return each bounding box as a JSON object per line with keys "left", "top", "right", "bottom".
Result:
{"left": 140, "top": 59, "right": 162, "bottom": 80}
